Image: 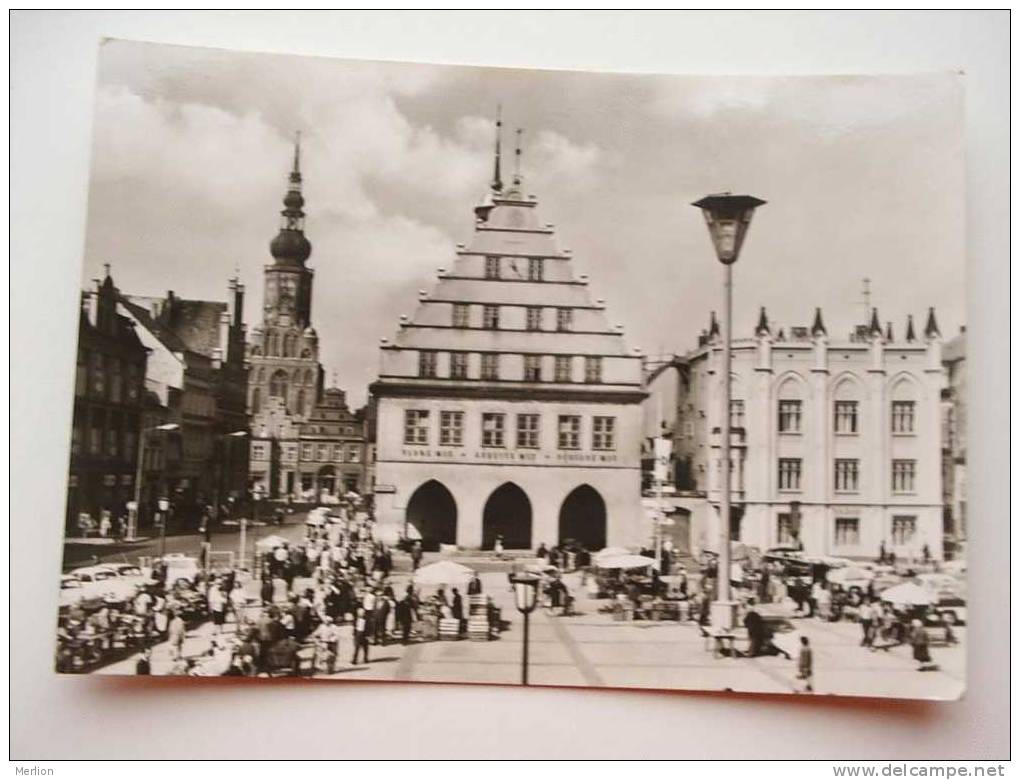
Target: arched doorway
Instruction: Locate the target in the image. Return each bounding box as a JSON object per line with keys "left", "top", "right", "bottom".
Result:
{"left": 406, "top": 480, "right": 457, "bottom": 551}
{"left": 558, "top": 485, "right": 607, "bottom": 550}
{"left": 482, "top": 482, "right": 532, "bottom": 550}
{"left": 316, "top": 465, "right": 336, "bottom": 498}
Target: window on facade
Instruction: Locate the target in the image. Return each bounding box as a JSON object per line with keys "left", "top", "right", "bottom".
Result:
{"left": 777, "top": 514, "right": 795, "bottom": 546}
{"left": 270, "top": 370, "right": 289, "bottom": 399}
{"left": 778, "top": 400, "right": 802, "bottom": 433}
{"left": 592, "top": 416, "right": 616, "bottom": 450}
{"left": 125, "top": 365, "right": 139, "bottom": 402}
{"left": 314, "top": 444, "right": 327, "bottom": 461}
{"left": 296, "top": 389, "right": 306, "bottom": 416}
{"left": 301, "top": 443, "right": 314, "bottom": 460}
{"left": 90, "top": 423, "right": 102, "bottom": 455}
{"left": 891, "top": 515, "right": 917, "bottom": 545}
{"left": 524, "top": 354, "right": 543, "bottom": 382}
{"left": 403, "top": 409, "right": 430, "bottom": 445}
{"left": 482, "top": 305, "right": 500, "bottom": 330}
{"left": 730, "top": 400, "right": 745, "bottom": 428}
{"left": 332, "top": 444, "right": 344, "bottom": 462}
{"left": 440, "top": 411, "right": 464, "bottom": 446}
{"left": 124, "top": 431, "right": 136, "bottom": 462}
{"left": 106, "top": 424, "right": 119, "bottom": 457}
{"left": 516, "top": 414, "right": 540, "bottom": 448}
{"left": 526, "top": 306, "right": 543, "bottom": 331}
{"left": 348, "top": 445, "right": 361, "bottom": 463}
{"left": 556, "top": 308, "right": 573, "bottom": 332}
{"left": 418, "top": 350, "right": 437, "bottom": 378}
{"left": 71, "top": 423, "right": 83, "bottom": 455}
{"left": 892, "top": 401, "right": 916, "bottom": 434}
{"left": 251, "top": 387, "right": 262, "bottom": 414}
{"left": 834, "top": 400, "right": 859, "bottom": 434}
{"left": 778, "top": 458, "right": 802, "bottom": 491}
{"left": 75, "top": 350, "right": 88, "bottom": 397}
{"left": 252, "top": 443, "right": 267, "bottom": 460}
{"left": 892, "top": 459, "right": 917, "bottom": 493}
{"left": 528, "top": 258, "right": 544, "bottom": 281}
{"left": 584, "top": 356, "right": 603, "bottom": 384}
{"left": 835, "top": 517, "right": 860, "bottom": 547}
{"left": 452, "top": 303, "right": 470, "bottom": 328}
{"left": 554, "top": 355, "right": 573, "bottom": 383}
{"left": 834, "top": 458, "right": 860, "bottom": 492}
{"left": 558, "top": 415, "right": 581, "bottom": 450}
{"left": 91, "top": 353, "right": 105, "bottom": 398}
{"left": 450, "top": 352, "right": 468, "bottom": 379}
{"left": 108, "top": 359, "right": 122, "bottom": 403}
{"left": 481, "top": 413, "right": 505, "bottom": 447}
{"left": 480, "top": 353, "right": 500, "bottom": 381}
{"left": 484, "top": 256, "right": 501, "bottom": 279}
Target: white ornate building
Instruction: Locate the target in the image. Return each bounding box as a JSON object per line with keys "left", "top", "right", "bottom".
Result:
{"left": 370, "top": 125, "right": 645, "bottom": 550}
{"left": 667, "top": 306, "right": 947, "bottom": 560}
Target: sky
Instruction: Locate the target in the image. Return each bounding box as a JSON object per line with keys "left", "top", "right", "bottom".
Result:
{"left": 83, "top": 39, "right": 965, "bottom": 406}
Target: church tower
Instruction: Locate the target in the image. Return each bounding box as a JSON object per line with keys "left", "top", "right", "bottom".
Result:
{"left": 247, "top": 135, "right": 322, "bottom": 427}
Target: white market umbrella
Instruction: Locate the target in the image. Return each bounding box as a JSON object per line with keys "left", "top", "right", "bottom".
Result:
{"left": 305, "top": 514, "right": 327, "bottom": 527}
{"left": 593, "top": 547, "right": 630, "bottom": 564}
{"left": 255, "top": 535, "right": 290, "bottom": 552}
{"left": 412, "top": 560, "right": 474, "bottom": 586}
{"left": 596, "top": 553, "right": 660, "bottom": 571}
{"left": 880, "top": 582, "right": 933, "bottom": 606}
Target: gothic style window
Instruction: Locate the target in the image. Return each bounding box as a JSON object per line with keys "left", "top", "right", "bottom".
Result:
{"left": 584, "top": 356, "right": 602, "bottom": 384}
{"left": 554, "top": 355, "right": 573, "bottom": 383}
{"left": 296, "top": 389, "right": 306, "bottom": 416}
{"left": 778, "top": 400, "right": 802, "bottom": 433}
{"left": 269, "top": 370, "right": 289, "bottom": 399}
{"left": 834, "top": 400, "right": 859, "bottom": 434}
{"left": 484, "top": 256, "right": 501, "bottom": 279}
{"left": 528, "top": 258, "right": 544, "bottom": 281}
{"left": 452, "top": 303, "right": 470, "bottom": 328}
{"left": 481, "top": 413, "right": 505, "bottom": 447}
{"left": 449, "top": 352, "right": 468, "bottom": 379}
{"left": 480, "top": 353, "right": 500, "bottom": 381}
{"left": 524, "top": 354, "right": 542, "bottom": 382}
{"left": 90, "top": 353, "right": 105, "bottom": 398}
{"left": 891, "top": 401, "right": 916, "bottom": 434}
{"left": 516, "top": 414, "right": 540, "bottom": 448}
{"left": 834, "top": 458, "right": 860, "bottom": 492}
{"left": 526, "top": 306, "right": 543, "bottom": 331}
{"left": 440, "top": 411, "right": 464, "bottom": 447}
{"left": 403, "top": 410, "right": 430, "bottom": 445}
{"left": 558, "top": 415, "right": 581, "bottom": 450}
{"left": 592, "top": 416, "right": 616, "bottom": 450}
{"left": 891, "top": 459, "right": 917, "bottom": 493}
{"left": 778, "top": 458, "right": 802, "bottom": 491}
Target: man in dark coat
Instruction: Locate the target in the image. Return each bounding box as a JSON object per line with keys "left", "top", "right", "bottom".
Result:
{"left": 451, "top": 588, "right": 465, "bottom": 635}
{"left": 395, "top": 590, "right": 418, "bottom": 645}
{"left": 467, "top": 574, "right": 482, "bottom": 596}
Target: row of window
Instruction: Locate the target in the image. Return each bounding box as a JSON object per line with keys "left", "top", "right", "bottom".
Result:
{"left": 777, "top": 515, "right": 917, "bottom": 547}
{"left": 453, "top": 303, "right": 575, "bottom": 332}
{"left": 484, "top": 256, "right": 546, "bottom": 281}
{"left": 75, "top": 350, "right": 142, "bottom": 405}
{"left": 251, "top": 442, "right": 362, "bottom": 463}
{"left": 776, "top": 457, "right": 918, "bottom": 493}
{"left": 418, "top": 351, "right": 603, "bottom": 383}
{"left": 732, "top": 399, "right": 917, "bottom": 435}
{"left": 404, "top": 410, "right": 616, "bottom": 451}
{"left": 256, "top": 332, "right": 311, "bottom": 359}
{"left": 71, "top": 414, "right": 139, "bottom": 462}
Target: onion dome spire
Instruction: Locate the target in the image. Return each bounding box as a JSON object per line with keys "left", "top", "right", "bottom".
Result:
{"left": 811, "top": 307, "right": 827, "bottom": 338}
{"left": 270, "top": 132, "right": 312, "bottom": 266}
{"left": 924, "top": 306, "right": 941, "bottom": 339}
{"left": 905, "top": 314, "right": 917, "bottom": 342}
{"left": 490, "top": 107, "right": 504, "bottom": 194}
{"left": 869, "top": 307, "right": 882, "bottom": 337}
{"left": 755, "top": 306, "right": 770, "bottom": 337}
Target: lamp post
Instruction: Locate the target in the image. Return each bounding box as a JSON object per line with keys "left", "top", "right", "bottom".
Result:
{"left": 692, "top": 193, "right": 765, "bottom": 631}
{"left": 156, "top": 496, "right": 171, "bottom": 559}
{"left": 129, "top": 423, "right": 179, "bottom": 541}
{"left": 509, "top": 571, "right": 541, "bottom": 685}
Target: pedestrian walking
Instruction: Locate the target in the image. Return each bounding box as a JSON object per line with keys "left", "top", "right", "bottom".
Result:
{"left": 352, "top": 608, "right": 370, "bottom": 665}
{"left": 796, "top": 636, "right": 814, "bottom": 692}
{"left": 910, "top": 619, "right": 937, "bottom": 671}
{"left": 208, "top": 582, "right": 227, "bottom": 635}
{"left": 859, "top": 599, "right": 876, "bottom": 647}
{"left": 167, "top": 611, "right": 186, "bottom": 660}
{"left": 135, "top": 648, "right": 152, "bottom": 675}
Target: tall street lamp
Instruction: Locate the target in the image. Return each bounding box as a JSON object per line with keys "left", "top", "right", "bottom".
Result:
{"left": 692, "top": 193, "right": 765, "bottom": 631}
{"left": 128, "top": 423, "right": 179, "bottom": 541}
{"left": 509, "top": 571, "right": 541, "bottom": 685}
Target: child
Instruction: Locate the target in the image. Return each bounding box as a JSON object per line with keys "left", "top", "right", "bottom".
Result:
{"left": 797, "top": 636, "right": 814, "bottom": 693}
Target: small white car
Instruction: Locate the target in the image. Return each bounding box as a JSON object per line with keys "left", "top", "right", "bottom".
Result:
{"left": 68, "top": 565, "right": 139, "bottom": 603}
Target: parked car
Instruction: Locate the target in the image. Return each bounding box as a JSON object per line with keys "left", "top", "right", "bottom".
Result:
{"left": 68, "top": 565, "right": 139, "bottom": 604}
{"left": 58, "top": 575, "right": 103, "bottom": 611}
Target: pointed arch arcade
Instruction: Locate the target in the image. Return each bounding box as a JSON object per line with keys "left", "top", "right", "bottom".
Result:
{"left": 482, "top": 482, "right": 532, "bottom": 550}
{"left": 558, "top": 484, "right": 607, "bottom": 550}
{"left": 406, "top": 480, "right": 458, "bottom": 551}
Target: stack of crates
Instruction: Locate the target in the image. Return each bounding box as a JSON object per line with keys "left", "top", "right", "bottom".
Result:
{"left": 467, "top": 594, "right": 490, "bottom": 641}
{"left": 439, "top": 618, "right": 461, "bottom": 641}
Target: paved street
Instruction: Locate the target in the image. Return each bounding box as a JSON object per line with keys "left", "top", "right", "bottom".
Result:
{"left": 101, "top": 567, "right": 965, "bottom": 699}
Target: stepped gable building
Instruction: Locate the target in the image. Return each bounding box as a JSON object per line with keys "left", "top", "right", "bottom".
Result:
{"left": 247, "top": 138, "right": 368, "bottom": 500}
{"left": 661, "top": 305, "right": 946, "bottom": 560}
{"left": 67, "top": 268, "right": 148, "bottom": 533}
{"left": 371, "top": 121, "right": 645, "bottom": 551}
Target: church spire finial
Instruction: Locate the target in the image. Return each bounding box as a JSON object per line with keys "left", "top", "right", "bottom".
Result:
{"left": 490, "top": 107, "right": 503, "bottom": 193}
{"left": 513, "top": 128, "right": 523, "bottom": 188}
{"left": 755, "top": 306, "right": 770, "bottom": 337}
{"left": 811, "top": 307, "right": 827, "bottom": 338}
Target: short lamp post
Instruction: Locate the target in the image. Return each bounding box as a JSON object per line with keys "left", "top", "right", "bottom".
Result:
{"left": 692, "top": 193, "right": 765, "bottom": 631}
{"left": 509, "top": 571, "right": 541, "bottom": 685}
{"left": 156, "top": 496, "right": 171, "bottom": 559}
